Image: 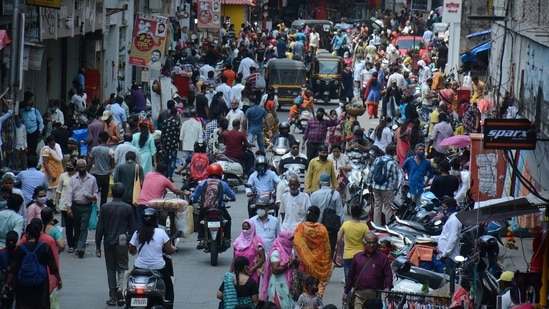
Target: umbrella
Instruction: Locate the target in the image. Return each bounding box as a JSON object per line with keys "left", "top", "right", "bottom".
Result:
{"left": 439, "top": 135, "right": 471, "bottom": 147}
{"left": 0, "top": 30, "right": 10, "bottom": 51}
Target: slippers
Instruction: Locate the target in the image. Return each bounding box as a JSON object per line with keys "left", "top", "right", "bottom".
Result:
{"left": 67, "top": 247, "right": 75, "bottom": 254}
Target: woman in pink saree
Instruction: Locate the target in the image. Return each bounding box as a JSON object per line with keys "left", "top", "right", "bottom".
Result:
{"left": 232, "top": 219, "right": 266, "bottom": 284}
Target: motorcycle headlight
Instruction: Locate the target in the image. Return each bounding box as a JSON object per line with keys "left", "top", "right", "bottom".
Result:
{"left": 316, "top": 80, "right": 321, "bottom": 85}
{"left": 334, "top": 80, "right": 339, "bottom": 85}
{"left": 275, "top": 148, "right": 287, "bottom": 155}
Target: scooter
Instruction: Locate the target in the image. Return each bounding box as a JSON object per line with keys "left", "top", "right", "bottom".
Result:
{"left": 216, "top": 154, "right": 245, "bottom": 192}
{"left": 125, "top": 255, "right": 174, "bottom": 309}
{"left": 269, "top": 137, "right": 290, "bottom": 171}
{"left": 200, "top": 202, "right": 232, "bottom": 266}
{"left": 295, "top": 110, "right": 313, "bottom": 132}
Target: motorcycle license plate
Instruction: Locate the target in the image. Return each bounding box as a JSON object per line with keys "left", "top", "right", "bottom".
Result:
{"left": 130, "top": 298, "right": 148, "bottom": 307}
{"left": 207, "top": 221, "right": 220, "bottom": 228}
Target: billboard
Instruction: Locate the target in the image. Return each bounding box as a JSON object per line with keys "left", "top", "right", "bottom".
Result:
{"left": 129, "top": 13, "right": 169, "bottom": 69}
{"left": 197, "top": 0, "right": 221, "bottom": 30}
{"left": 483, "top": 119, "right": 536, "bottom": 150}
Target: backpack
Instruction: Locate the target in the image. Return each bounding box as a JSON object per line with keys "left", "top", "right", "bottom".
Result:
{"left": 373, "top": 157, "right": 389, "bottom": 185}
{"left": 321, "top": 190, "right": 341, "bottom": 232}
{"left": 17, "top": 242, "right": 47, "bottom": 287}
{"left": 190, "top": 153, "right": 209, "bottom": 181}
{"left": 201, "top": 178, "right": 224, "bottom": 209}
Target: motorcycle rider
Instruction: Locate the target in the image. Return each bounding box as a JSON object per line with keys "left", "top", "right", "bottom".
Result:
{"left": 266, "top": 122, "right": 297, "bottom": 151}
{"left": 129, "top": 208, "right": 176, "bottom": 308}
{"left": 177, "top": 140, "right": 213, "bottom": 190}
{"left": 245, "top": 155, "right": 281, "bottom": 218}
{"left": 191, "top": 163, "right": 236, "bottom": 249}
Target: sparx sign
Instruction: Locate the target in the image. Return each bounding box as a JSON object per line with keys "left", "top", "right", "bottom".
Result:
{"left": 483, "top": 119, "right": 536, "bottom": 150}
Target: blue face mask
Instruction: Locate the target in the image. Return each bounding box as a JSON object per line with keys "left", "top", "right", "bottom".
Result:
{"left": 417, "top": 151, "right": 425, "bottom": 159}
{"left": 0, "top": 200, "right": 7, "bottom": 209}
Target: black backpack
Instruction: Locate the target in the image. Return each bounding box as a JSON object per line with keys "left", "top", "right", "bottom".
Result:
{"left": 321, "top": 190, "right": 341, "bottom": 232}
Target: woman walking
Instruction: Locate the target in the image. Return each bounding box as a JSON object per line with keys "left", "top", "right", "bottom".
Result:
{"left": 132, "top": 122, "right": 157, "bottom": 175}
{"left": 232, "top": 219, "right": 266, "bottom": 285}
{"left": 363, "top": 71, "right": 381, "bottom": 119}
{"left": 218, "top": 256, "right": 259, "bottom": 308}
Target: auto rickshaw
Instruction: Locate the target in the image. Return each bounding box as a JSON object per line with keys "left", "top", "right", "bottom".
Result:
{"left": 309, "top": 53, "right": 343, "bottom": 104}
{"left": 265, "top": 59, "right": 307, "bottom": 109}
{"left": 290, "top": 19, "right": 333, "bottom": 51}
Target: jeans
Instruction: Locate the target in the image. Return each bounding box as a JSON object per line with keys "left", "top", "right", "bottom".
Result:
{"left": 104, "top": 244, "right": 129, "bottom": 299}
{"left": 136, "top": 205, "right": 146, "bottom": 228}
{"left": 61, "top": 210, "right": 75, "bottom": 249}
{"left": 247, "top": 129, "right": 264, "bottom": 152}
{"left": 72, "top": 203, "right": 92, "bottom": 252}
{"left": 164, "top": 148, "right": 178, "bottom": 179}
{"left": 343, "top": 258, "right": 352, "bottom": 284}
{"left": 94, "top": 174, "right": 111, "bottom": 206}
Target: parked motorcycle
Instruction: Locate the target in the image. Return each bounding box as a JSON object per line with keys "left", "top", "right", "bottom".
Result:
{"left": 125, "top": 255, "right": 174, "bottom": 309}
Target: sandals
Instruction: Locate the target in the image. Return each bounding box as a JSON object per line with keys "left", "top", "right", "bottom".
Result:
{"left": 67, "top": 247, "right": 75, "bottom": 254}
{"left": 106, "top": 299, "right": 117, "bottom": 306}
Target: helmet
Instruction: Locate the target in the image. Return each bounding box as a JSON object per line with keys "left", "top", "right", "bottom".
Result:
{"left": 207, "top": 163, "right": 223, "bottom": 177}
{"left": 255, "top": 155, "right": 267, "bottom": 166}
{"left": 256, "top": 197, "right": 271, "bottom": 207}
{"left": 279, "top": 122, "right": 290, "bottom": 134}
{"left": 478, "top": 235, "right": 499, "bottom": 254}
{"left": 142, "top": 208, "right": 159, "bottom": 227}
{"left": 194, "top": 140, "right": 206, "bottom": 153}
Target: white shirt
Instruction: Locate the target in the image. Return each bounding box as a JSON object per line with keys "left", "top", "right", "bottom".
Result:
{"left": 114, "top": 142, "right": 143, "bottom": 167}
{"left": 71, "top": 93, "right": 88, "bottom": 112}
{"left": 421, "top": 83, "right": 434, "bottom": 106}
{"left": 309, "top": 32, "right": 320, "bottom": 47}
{"left": 437, "top": 212, "right": 463, "bottom": 260}
{"left": 259, "top": 93, "right": 279, "bottom": 110}
{"left": 237, "top": 57, "right": 256, "bottom": 79}
{"left": 130, "top": 228, "right": 170, "bottom": 270}
{"left": 51, "top": 108, "right": 64, "bottom": 125}
{"left": 370, "top": 126, "right": 393, "bottom": 153}
{"left": 251, "top": 214, "right": 281, "bottom": 252}
{"left": 388, "top": 72, "right": 407, "bottom": 91}
{"left": 179, "top": 118, "right": 203, "bottom": 152}
{"left": 279, "top": 191, "right": 311, "bottom": 232}
{"left": 226, "top": 109, "right": 245, "bottom": 131}
{"left": 501, "top": 289, "right": 514, "bottom": 309}
{"left": 15, "top": 124, "right": 27, "bottom": 150}
{"left": 231, "top": 83, "right": 245, "bottom": 109}
{"left": 199, "top": 64, "right": 215, "bottom": 80}
{"left": 215, "top": 83, "right": 233, "bottom": 108}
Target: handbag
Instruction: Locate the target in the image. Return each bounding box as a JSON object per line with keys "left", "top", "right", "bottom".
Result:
{"left": 132, "top": 164, "right": 141, "bottom": 207}
{"left": 348, "top": 257, "right": 373, "bottom": 309}
{"left": 88, "top": 202, "right": 98, "bottom": 230}
{"left": 255, "top": 75, "right": 266, "bottom": 89}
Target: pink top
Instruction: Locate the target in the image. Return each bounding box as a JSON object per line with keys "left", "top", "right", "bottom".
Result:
{"left": 137, "top": 172, "right": 178, "bottom": 205}
{"left": 26, "top": 203, "right": 44, "bottom": 226}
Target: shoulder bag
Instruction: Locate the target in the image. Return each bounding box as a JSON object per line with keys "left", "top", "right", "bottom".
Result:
{"left": 132, "top": 164, "right": 141, "bottom": 207}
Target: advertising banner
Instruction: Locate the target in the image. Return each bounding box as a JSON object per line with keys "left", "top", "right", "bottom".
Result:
{"left": 197, "top": 0, "right": 221, "bottom": 30}
{"left": 27, "top": 0, "right": 62, "bottom": 9}
{"left": 483, "top": 119, "right": 536, "bottom": 150}
{"left": 129, "top": 13, "right": 169, "bottom": 69}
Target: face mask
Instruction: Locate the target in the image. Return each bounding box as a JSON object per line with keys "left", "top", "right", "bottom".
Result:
{"left": 416, "top": 151, "right": 425, "bottom": 159}
{"left": 256, "top": 209, "right": 267, "bottom": 217}
{"left": 290, "top": 187, "right": 300, "bottom": 196}
{"left": 78, "top": 169, "right": 87, "bottom": 176}
{"left": 316, "top": 115, "right": 323, "bottom": 121}
{"left": 66, "top": 167, "right": 75, "bottom": 172}
{"left": 0, "top": 200, "right": 6, "bottom": 209}
{"left": 15, "top": 120, "right": 21, "bottom": 127}
{"left": 37, "top": 197, "right": 48, "bottom": 204}
{"left": 257, "top": 165, "right": 266, "bottom": 175}
{"left": 241, "top": 228, "right": 253, "bottom": 238}
{"left": 50, "top": 107, "right": 57, "bottom": 113}
{"left": 319, "top": 154, "right": 328, "bottom": 161}
{"left": 380, "top": 247, "right": 391, "bottom": 256}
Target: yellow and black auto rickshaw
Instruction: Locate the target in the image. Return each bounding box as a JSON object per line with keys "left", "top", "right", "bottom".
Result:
{"left": 265, "top": 59, "right": 307, "bottom": 109}
{"left": 309, "top": 53, "right": 343, "bottom": 104}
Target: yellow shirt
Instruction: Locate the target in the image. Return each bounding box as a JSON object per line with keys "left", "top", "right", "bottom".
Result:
{"left": 471, "top": 81, "right": 485, "bottom": 103}
{"left": 340, "top": 220, "right": 370, "bottom": 259}
{"left": 305, "top": 158, "right": 337, "bottom": 193}
{"left": 428, "top": 109, "right": 440, "bottom": 135}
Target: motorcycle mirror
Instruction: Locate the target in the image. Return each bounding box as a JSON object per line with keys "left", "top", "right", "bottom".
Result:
{"left": 454, "top": 255, "right": 465, "bottom": 263}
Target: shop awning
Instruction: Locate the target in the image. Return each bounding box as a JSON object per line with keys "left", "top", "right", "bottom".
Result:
{"left": 0, "top": 30, "right": 11, "bottom": 51}
{"left": 221, "top": 0, "right": 255, "bottom": 6}
{"left": 460, "top": 40, "right": 491, "bottom": 63}
{"left": 456, "top": 193, "right": 549, "bottom": 226}
{"left": 466, "top": 29, "right": 491, "bottom": 39}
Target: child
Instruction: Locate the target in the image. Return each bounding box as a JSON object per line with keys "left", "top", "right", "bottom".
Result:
{"left": 380, "top": 239, "right": 395, "bottom": 262}
{"left": 296, "top": 276, "right": 323, "bottom": 309}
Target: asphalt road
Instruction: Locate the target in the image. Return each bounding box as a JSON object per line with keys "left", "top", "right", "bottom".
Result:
{"left": 56, "top": 104, "right": 534, "bottom": 308}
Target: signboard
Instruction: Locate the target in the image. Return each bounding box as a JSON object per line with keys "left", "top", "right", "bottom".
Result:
{"left": 483, "top": 119, "right": 536, "bottom": 150}
{"left": 197, "top": 0, "right": 221, "bottom": 30}
{"left": 2, "top": 0, "right": 14, "bottom": 15}
{"left": 129, "top": 13, "right": 169, "bottom": 69}
{"left": 26, "top": 0, "right": 62, "bottom": 9}
{"left": 409, "top": 0, "right": 429, "bottom": 11}
{"left": 442, "top": 0, "right": 463, "bottom": 24}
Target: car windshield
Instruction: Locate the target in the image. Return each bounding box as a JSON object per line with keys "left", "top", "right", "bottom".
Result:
{"left": 315, "top": 61, "right": 339, "bottom": 74}
{"left": 398, "top": 38, "right": 425, "bottom": 50}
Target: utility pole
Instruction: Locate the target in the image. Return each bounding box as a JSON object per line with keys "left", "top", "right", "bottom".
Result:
{"left": 9, "top": 0, "right": 21, "bottom": 101}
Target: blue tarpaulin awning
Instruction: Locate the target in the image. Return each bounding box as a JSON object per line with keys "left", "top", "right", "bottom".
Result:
{"left": 461, "top": 41, "right": 491, "bottom": 63}
{"left": 466, "top": 29, "right": 491, "bottom": 39}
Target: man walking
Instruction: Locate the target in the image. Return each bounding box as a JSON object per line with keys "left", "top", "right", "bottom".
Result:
{"left": 179, "top": 109, "right": 203, "bottom": 158}
{"left": 16, "top": 156, "right": 49, "bottom": 206}
{"left": 19, "top": 91, "right": 44, "bottom": 156}
{"left": 114, "top": 151, "right": 144, "bottom": 213}
{"left": 366, "top": 144, "right": 399, "bottom": 225}
{"left": 279, "top": 174, "right": 311, "bottom": 232}
{"left": 161, "top": 108, "right": 181, "bottom": 181}
{"left": 114, "top": 133, "right": 142, "bottom": 168}
{"left": 305, "top": 144, "right": 337, "bottom": 194}
{"left": 243, "top": 99, "right": 267, "bottom": 152}
{"left": 310, "top": 173, "right": 344, "bottom": 254}
{"left": 302, "top": 108, "right": 339, "bottom": 161}
{"left": 88, "top": 131, "right": 114, "bottom": 206}
{"left": 95, "top": 182, "right": 136, "bottom": 307}
{"left": 67, "top": 158, "right": 98, "bottom": 258}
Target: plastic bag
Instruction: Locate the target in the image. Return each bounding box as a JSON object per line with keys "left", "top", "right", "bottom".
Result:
{"left": 88, "top": 203, "right": 98, "bottom": 230}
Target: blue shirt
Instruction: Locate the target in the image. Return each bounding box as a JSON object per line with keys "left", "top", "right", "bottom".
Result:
{"left": 191, "top": 178, "right": 236, "bottom": 207}
{"left": 245, "top": 170, "right": 281, "bottom": 195}
{"left": 109, "top": 103, "right": 127, "bottom": 132}
{"left": 401, "top": 156, "right": 434, "bottom": 195}
{"left": 244, "top": 105, "right": 266, "bottom": 132}
{"left": 16, "top": 168, "right": 49, "bottom": 205}
{"left": 20, "top": 107, "right": 44, "bottom": 134}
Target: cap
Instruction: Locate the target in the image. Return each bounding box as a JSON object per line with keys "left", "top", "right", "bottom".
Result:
{"left": 319, "top": 173, "right": 330, "bottom": 183}
{"left": 498, "top": 271, "right": 514, "bottom": 282}
{"left": 101, "top": 110, "right": 113, "bottom": 121}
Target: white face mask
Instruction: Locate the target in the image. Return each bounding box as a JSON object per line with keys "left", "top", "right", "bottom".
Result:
{"left": 256, "top": 209, "right": 267, "bottom": 217}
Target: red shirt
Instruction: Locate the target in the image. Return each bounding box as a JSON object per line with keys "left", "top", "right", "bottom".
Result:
{"left": 224, "top": 130, "right": 248, "bottom": 161}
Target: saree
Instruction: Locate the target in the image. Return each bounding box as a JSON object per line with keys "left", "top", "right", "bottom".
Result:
{"left": 293, "top": 222, "right": 332, "bottom": 282}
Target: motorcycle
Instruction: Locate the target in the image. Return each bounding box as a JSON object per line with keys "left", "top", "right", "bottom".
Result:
{"left": 216, "top": 154, "right": 246, "bottom": 192}
{"left": 200, "top": 201, "right": 233, "bottom": 266}
{"left": 125, "top": 255, "right": 174, "bottom": 309}
{"left": 269, "top": 137, "right": 290, "bottom": 171}
{"left": 346, "top": 149, "right": 373, "bottom": 220}
{"left": 295, "top": 109, "right": 313, "bottom": 132}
